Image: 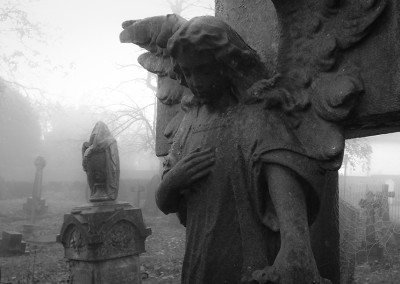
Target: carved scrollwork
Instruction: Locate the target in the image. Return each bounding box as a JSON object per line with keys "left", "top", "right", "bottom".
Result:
{"left": 95, "top": 221, "right": 137, "bottom": 258}
{"left": 108, "top": 221, "right": 136, "bottom": 249}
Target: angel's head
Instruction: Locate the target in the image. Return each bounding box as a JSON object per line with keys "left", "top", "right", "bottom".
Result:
{"left": 167, "top": 16, "right": 265, "bottom": 104}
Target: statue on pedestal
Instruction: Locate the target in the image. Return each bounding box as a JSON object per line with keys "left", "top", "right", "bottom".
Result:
{"left": 120, "top": 0, "right": 386, "bottom": 282}
{"left": 58, "top": 121, "right": 151, "bottom": 284}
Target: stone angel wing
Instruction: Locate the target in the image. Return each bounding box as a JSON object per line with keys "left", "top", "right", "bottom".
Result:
{"left": 257, "top": 0, "right": 388, "bottom": 168}
{"left": 120, "top": 15, "right": 192, "bottom": 157}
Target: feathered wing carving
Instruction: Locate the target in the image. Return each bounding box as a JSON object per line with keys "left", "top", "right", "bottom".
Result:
{"left": 120, "top": 14, "right": 189, "bottom": 105}
{"left": 263, "top": 0, "right": 388, "bottom": 168}
{"left": 120, "top": 15, "right": 192, "bottom": 156}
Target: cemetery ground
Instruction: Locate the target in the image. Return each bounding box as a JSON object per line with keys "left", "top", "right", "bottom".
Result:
{"left": 0, "top": 185, "right": 399, "bottom": 283}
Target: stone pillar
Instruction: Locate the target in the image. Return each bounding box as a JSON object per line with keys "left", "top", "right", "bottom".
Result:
{"left": 57, "top": 202, "right": 151, "bottom": 284}
{"left": 23, "top": 156, "right": 48, "bottom": 217}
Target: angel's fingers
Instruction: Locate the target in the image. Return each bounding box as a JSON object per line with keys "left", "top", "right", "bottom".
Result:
{"left": 189, "top": 158, "right": 215, "bottom": 174}
{"left": 190, "top": 168, "right": 214, "bottom": 182}
{"left": 185, "top": 153, "right": 215, "bottom": 167}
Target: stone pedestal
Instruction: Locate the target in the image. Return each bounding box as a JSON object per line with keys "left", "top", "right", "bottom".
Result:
{"left": 23, "top": 197, "right": 48, "bottom": 215}
{"left": 57, "top": 201, "right": 151, "bottom": 284}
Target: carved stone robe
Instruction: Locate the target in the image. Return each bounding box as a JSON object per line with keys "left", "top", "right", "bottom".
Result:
{"left": 163, "top": 101, "right": 326, "bottom": 283}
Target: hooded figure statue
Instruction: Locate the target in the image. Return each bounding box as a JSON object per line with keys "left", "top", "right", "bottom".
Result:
{"left": 82, "top": 121, "right": 120, "bottom": 202}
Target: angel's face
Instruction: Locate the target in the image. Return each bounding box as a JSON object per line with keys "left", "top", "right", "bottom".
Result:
{"left": 176, "top": 50, "right": 230, "bottom": 104}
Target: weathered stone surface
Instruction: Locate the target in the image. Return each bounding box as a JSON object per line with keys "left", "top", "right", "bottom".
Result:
{"left": 69, "top": 256, "right": 140, "bottom": 284}
{"left": 339, "top": 198, "right": 359, "bottom": 284}
{"left": 143, "top": 175, "right": 161, "bottom": 215}
{"left": 23, "top": 197, "right": 48, "bottom": 215}
{"left": 58, "top": 202, "right": 151, "bottom": 284}
{"left": 216, "top": 0, "right": 400, "bottom": 139}
{"left": 0, "top": 231, "right": 27, "bottom": 256}
{"left": 120, "top": 16, "right": 191, "bottom": 157}
{"left": 310, "top": 172, "right": 340, "bottom": 284}
{"left": 58, "top": 202, "right": 151, "bottom": 261}
{"left": 134, "top": 14, "right": 333, "bottom": 283}
{"left": 59, "top": 122, "right": 151, "bottom": 284}
{"left": 214, "top": 2, "right": 396, "bottom": 283}
{"left": 215, "top": 0, "right": 278, "bottom": 76}
{"left": 119, "top": 0, "right": 398, "bottom": 281}
{"left": 82, "top": 121, "right": 120, "bottom": 202}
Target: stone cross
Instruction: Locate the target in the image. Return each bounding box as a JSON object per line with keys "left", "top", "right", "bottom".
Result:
{"left": 32, "top": 156, "right": 45, "bottom": 201}
{"left": 23, "top": 156, "right": 48, "bottom": 219}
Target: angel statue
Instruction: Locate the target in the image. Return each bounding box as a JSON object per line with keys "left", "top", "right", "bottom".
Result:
{"left": 119, "top": 0, "right": 387, "bottom": 282}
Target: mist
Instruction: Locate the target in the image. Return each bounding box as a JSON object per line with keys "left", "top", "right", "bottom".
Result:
{"left": 1, "top": 0, "right": 400, "bottom": 283}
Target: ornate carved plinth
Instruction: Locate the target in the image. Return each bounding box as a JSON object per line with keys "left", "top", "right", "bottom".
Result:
{"left": 57, "top": 201, "right": 151, "bottom": 284}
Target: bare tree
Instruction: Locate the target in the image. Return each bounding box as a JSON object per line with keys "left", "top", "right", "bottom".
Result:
{"left": 166, "top": 0, "right": 214, "bottom": 16}
{"left": 0, "top": 0, "right": 65, "bottom": 135}
{"left": 343, "top": 138, "right": 373, "bottom": 173}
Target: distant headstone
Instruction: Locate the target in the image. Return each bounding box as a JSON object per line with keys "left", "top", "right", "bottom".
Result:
{"left": 0, "top": 176, "right": 6, "bottom": 200}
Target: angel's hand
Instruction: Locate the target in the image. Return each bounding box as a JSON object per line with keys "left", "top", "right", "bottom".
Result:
{"left": 163, "top": 148, "right": 215, "bottom": 192}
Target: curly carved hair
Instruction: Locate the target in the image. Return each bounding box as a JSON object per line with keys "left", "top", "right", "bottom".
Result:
{"left": 166, "top": 16, "right": 266, "bottom": 87}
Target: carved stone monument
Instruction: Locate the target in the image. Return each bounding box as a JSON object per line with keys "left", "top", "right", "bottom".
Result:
{"left": 119, "top": 0, "right": 397, "bottom": 282}
{"left": 23, "top": 156, "right": 48, "bottom": 217}
{"left": 58, "top": 121, "right": 151, "bottom": 284}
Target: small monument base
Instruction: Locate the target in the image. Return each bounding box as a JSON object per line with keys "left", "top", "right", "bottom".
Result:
{"left": 69, "top": 255, "right": 140, "bottom": 284}
{"left": 57, "top": 201, "right": 151, "bottom": 284}
{"left": 0, "top": 231, "right": 27, "bottom": 256}
{"left": 23, "top": 197, "right": 48, "bottom": 215}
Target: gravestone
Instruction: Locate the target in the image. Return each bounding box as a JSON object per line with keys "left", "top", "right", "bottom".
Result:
{"left": 23, "top": 156, "right": 48, "bottom": 218}
{"left": 0, "top": 231, "right": 27, "bottom": 256}
{"left": 57, "top": 122, "right": 151, "bottom": 284}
